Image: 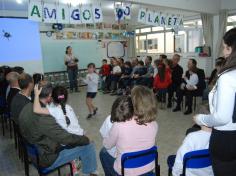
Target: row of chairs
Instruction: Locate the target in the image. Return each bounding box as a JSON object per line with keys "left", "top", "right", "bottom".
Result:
{"left": 1, "top": 101, "right": 210, "bottom": 176}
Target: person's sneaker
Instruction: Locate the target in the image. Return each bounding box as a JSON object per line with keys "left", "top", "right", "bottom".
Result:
{"left": 87, "top": 114, "right": 93, "bottom": 119}
{"left": 173, "top": 107, "right": 181, "bottom": 112}
{"left": 184, "top": 109, "right": 192, "bottom": 115}
{"left": 93, "top": 108, "right": 98, "bottom": 115}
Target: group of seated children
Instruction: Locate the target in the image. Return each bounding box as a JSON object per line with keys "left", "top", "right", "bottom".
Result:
{"left": 99, "top": 55, "right": 171, "bottom": 97}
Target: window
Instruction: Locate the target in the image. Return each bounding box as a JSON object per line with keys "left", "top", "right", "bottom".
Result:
{"left": 138, "top": 35, "right": 147, "bottom": 53}
{"left": 175, "top": 31, "right": 187, "bottom": 53}
{"left": 147, "top": 33, "right": 164, "bottom": 53}
{"left": 188, "top": 29, "right": 203, "bottom": 52}
{"left": 165, "top": 32, "right": 174, "bottom": 53}
{"left": 141, "top": 27, "right": 151, "bottom": 33}
{"left": 152, "top": 27, "right": 164, "bottom": 31}
{"left": 135, "top": 19, "right": 203, "bottom": 54}
{"left": 226, "top": 15, "right": 236, "bottom": 32}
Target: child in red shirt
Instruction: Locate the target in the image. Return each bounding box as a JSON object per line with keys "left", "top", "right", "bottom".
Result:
{"left": 153, "top": 63, "right": 172, "bottom": 104}
{"left": 99, "top": 59, "right": 111, "bottom": 91}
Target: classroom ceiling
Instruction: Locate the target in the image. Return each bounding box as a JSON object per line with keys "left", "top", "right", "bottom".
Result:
{"left": 0, "top": 0, "right": 198, "bottom": 17}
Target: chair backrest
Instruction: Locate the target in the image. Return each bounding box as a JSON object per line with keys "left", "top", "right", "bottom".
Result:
{"left": 121, "top": 146, "right": 158, "bottom": 169}
{"left": 182, "top": 149, "right": 211, "bottom": 176}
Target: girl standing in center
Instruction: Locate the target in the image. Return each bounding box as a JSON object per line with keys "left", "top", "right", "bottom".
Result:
{"left": 83, "top": 63, "right": 99, "bottom": 119}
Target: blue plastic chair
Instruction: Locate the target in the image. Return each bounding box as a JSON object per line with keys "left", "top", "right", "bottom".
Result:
{"left": 167, "top": 149, "right": 211, "bottom": 176}
{"left": 19, "top": 135, "right": 73, "bottom": 176}
{"left": 182, "top": 149, "right": 211, "bottom": 176}
{"left": 121, "top": 146, "right": 160, "bottom": 176}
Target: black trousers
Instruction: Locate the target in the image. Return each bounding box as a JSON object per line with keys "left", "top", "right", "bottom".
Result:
{"left": 176, "top": 88, "right": 195, "bottom": 110}
{"left": 210, "top": 129, "right": 236, "bottom": 176}
{"left": 167, "top": 83, "right": 178, "bottom": 104}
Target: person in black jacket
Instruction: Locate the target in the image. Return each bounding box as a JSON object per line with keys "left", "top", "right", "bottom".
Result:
{"left": 173, "top": 59, "right": 206, "bottom": 115}
{"left": 19, "top": 81, "right": 98, "bottom": 175}
{"left": 167, "top": 54, "right": 183, "bottom": 108}
{"left": 11, "top": 73, "right": 34, "bottom": 124}
{"left": 6, "top": 72, "right": 21, "bottom": 111}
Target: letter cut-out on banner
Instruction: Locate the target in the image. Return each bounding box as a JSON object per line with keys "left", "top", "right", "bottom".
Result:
{"left": 138, "top": 9, "right": 146, "bottom": 24}
{"left": 43, "top": 3, "right": 57, "bottom": 23}
{"left": 70, "top": 6, "right": 82, "bottom": 24}
{"left": 57, "top": 4, "right": 70, "bottom": 24}
{"left": 81, "top": 5, "right": 93, "bottom": 24}
{"left": 92, "top": 5, "right": 103, "bottom": 23}
{"left": 28, "top": 0, "right": 43, "bottom": 22}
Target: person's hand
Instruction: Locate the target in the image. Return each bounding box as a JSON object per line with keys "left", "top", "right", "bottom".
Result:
{"left": 34, "top": 84, "right": 42, "bottom": 97}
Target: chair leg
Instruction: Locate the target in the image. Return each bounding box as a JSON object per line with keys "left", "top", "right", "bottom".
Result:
{"left": 194, "top": 97, "right": 197, "bottom": 111}
{"left": 69, "top": 163, "right": 73, "bottom": 176}
{"left": 23, "top": 148, "right": 29, "bottom": 176}
{"left": 57, "top": 168, "right": 61, "bottom": 176}
{"left": 1, "top": 115, "right": 5, "bottom": 136}
{"left": 14, "top": 126, "right": 18, "bottom": 149}
{"left": 9, "top": 119, "right": 12, "bottom": 138}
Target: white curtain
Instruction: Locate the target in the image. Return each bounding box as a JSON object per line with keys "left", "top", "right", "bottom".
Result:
{"left": 215, "top": 10, "right": 228, "bottom": 57}
{"left": 201, "top": 13, "right": 213, "bottom": 50}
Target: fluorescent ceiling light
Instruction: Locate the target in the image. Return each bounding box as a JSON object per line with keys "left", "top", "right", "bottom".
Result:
{"left": 62, "top": 0, "right": 87, "bottom": 6}
{"left": 16, "top": 0, "right": 23, "bottom": 4}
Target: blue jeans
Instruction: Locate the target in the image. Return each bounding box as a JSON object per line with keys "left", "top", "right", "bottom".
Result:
{"left": 99, "top": 147, "right": 117, "bottom": 176}
{"left": 47, "top": 143, "right": 97, "bottom": 174}
{"left": 68, "top": 69, "right": 78, "bottom": 91}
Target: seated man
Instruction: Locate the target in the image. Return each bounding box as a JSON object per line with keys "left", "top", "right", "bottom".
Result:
{"left": 167, "top": 54, "right": 183, "bottom": 108}
{"left": 170, "top": 125, "right": 213, "bottom": 176}
{"left": 19, "top": 81, "right": 98, "bottom": 176}
{"left": 117, "top": 61, "right": 133, "bottom": 95}
{"left": 11, "top": 73, "right": 34, "bottom": 124}
{"left": 173, "top": 59, "right": 205, "bottom": 115}
{"left": 131, "top": 60, "right": 147, "bottom": 86}
{"left": 6, "top": 72, "right": 21, "bottom": 111}
{"left": 140, "top": 56, "right": 154, "bottom": 88}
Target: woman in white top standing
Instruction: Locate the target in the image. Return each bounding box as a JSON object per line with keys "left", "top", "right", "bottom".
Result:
{"left": 64, "top": 46, "right": 79, "bottom": 93}
{"left": 194, "top": 27, "right": 236, "bottom": 176}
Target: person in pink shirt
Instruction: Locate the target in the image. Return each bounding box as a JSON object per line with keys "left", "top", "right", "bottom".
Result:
{"left": 100, "top": 86, "right": 158, "bottom": 176}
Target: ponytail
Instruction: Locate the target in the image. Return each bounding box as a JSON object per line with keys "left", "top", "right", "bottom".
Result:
{"left": 60, "top": 102, "right": 70, "bottom": 126}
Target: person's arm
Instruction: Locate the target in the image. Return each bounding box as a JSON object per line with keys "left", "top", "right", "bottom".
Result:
{"left": 103, "top": 123, "right": 119, "bottom": 149}
{"left": 172, "top": 135, "right": 193, "bottom": 176}
{"left": 100, "top": 115, "right": 112, "bottom": 138}
{"left": 195, "top": 74, "right": 235, "bottom": 127}
{"left": 33, "top": 85, "right": 50, "bottom": 115}
{"left": 38, "top": 113, "right": 89, "bottom": 146}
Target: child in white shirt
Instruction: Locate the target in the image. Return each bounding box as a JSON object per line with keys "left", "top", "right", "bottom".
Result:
{"left": 33, "top": 84, "right": 84, "bottom": 136}
{"left": 99, "top": 115, "right": 116, "bottom": 157}
{"left": 181, "top": 71, "right": 199, "bottom": 90}
{"left": 172, "top": 126, "right": 213, "bottom": 176}
{"left": 83, "top": 63, "right": 99, "bottom": 119}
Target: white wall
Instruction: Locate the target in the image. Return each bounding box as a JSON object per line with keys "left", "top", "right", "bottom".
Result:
{"left": 221, "top": 0, "right": 236, "bottom": 10}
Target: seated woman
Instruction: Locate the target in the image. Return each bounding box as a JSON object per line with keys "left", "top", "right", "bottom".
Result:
{"left": 100, "top": 86, "right": 158, "bottom": 176}
{"left": 33, "top": 84, "right": 84, "bottom": 136}
{"left": 170, "top": 125, "right": 213, "bottom": 176}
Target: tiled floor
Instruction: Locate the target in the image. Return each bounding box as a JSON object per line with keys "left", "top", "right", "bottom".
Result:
{"left": 0, "top": 88, "right": 196, "bottom": 176}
